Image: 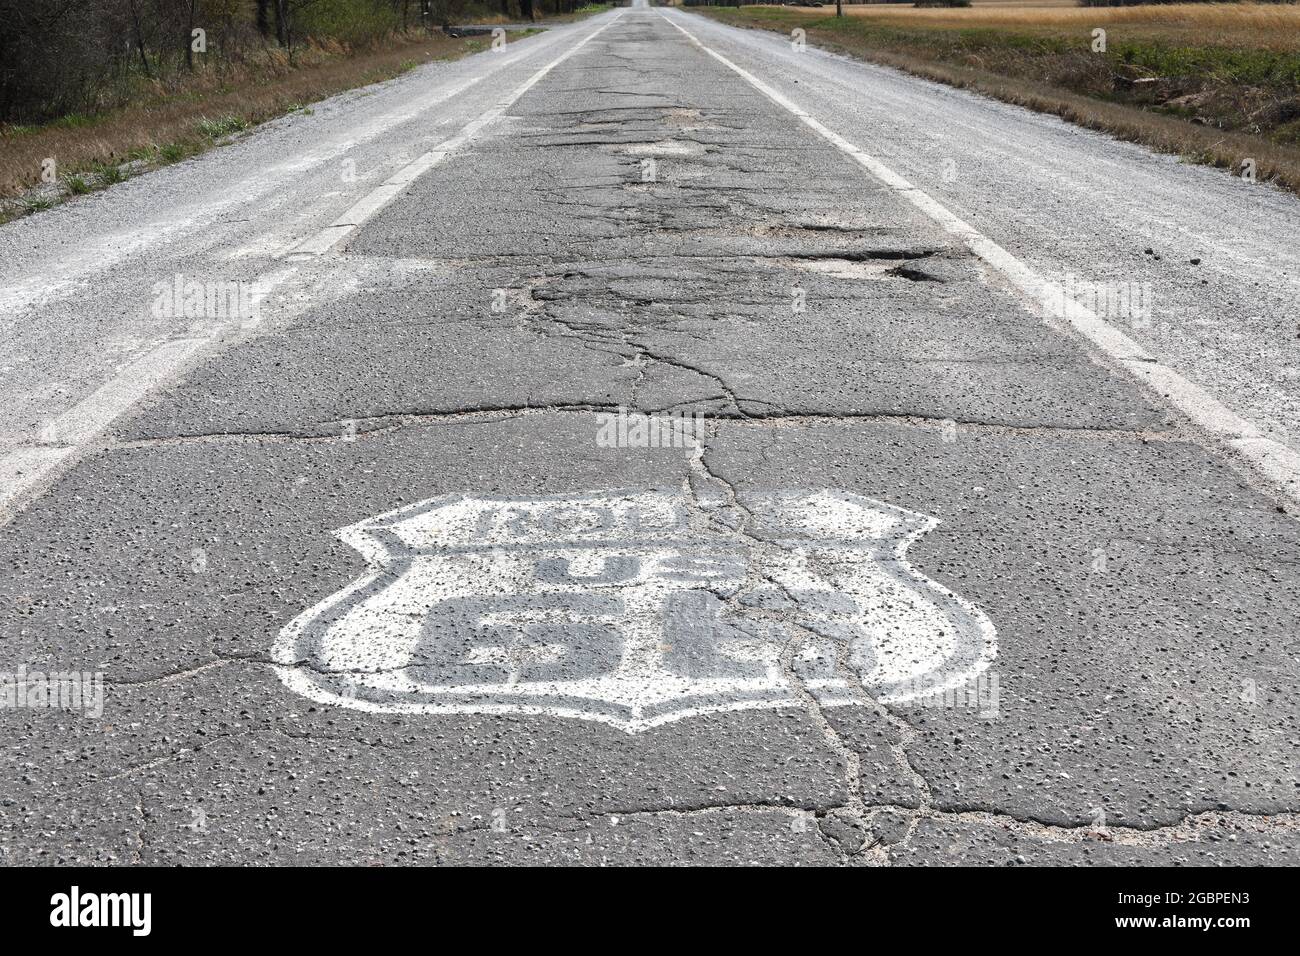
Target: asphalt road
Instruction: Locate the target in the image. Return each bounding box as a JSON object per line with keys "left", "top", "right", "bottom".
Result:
{"left": 1, "top": 4, "right": 1298, "bottom": 866}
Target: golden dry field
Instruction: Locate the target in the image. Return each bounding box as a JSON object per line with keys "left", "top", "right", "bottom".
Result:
{"left": 836, "top": 2, "right": 1300, "bottom": 51}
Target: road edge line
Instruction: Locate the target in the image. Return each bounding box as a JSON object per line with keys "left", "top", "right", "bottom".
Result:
{"left": 660, "top": 10, "right": 1300, "bottom": 511}
{"left": 0, "top": 14, "right": 625, "bottom": 523}
{"left": 288, "top": 10, "right": 624, "bottom": 259}
{"left": 0, "top": 265, "right": 299, "bottom": 521}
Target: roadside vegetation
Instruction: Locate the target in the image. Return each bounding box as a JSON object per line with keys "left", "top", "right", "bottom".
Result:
{"left": 690, "top": 2, "right": 1300, "bottom": 194}
{"left": 0, "top": 1, "right": 610, "bottom": 219}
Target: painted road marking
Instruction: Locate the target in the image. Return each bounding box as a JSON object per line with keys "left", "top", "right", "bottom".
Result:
{"left": 0, "top": 265, "right": 298, "bottom": 518}
{"left": 288, "top": 10, "right": 624, "bottom": 259}
{"left": 0, "top": 446, "right": 77, "bottom": 513}
{"left": 661, "top": 10, "right": 1300, "bottom": 511}
{"left": 273, "top": 490, "right": 996, "bottom": 733}
{"left": 0, "top": 339, "right": 208, "bottom": 514}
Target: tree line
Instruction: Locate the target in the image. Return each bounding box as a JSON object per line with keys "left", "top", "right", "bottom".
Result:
{"left": 0, "top": 0, "right": 595, "bottom": 124}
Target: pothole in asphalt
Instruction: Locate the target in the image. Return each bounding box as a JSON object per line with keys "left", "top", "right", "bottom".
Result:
{"left": 782, "top": 255, "right": 944, "bottom": 282}
{"left": 751, "top": 216, "right": 907, "bottom": 239}
{"left": 787, "top": 214, "right": 887, "bottom": 233}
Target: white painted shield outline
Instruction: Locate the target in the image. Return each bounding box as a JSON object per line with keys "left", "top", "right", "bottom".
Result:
{"left": 272, "top": 489, "right": 996, "bottom": 732}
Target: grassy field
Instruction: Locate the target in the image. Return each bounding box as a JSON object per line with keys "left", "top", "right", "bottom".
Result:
{"left": 694, "top": 3, "right": 1300, "bottom": 192}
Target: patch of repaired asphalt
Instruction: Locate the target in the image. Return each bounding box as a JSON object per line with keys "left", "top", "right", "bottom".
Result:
{"left": 117, "top": 249, "right": 1168, "bottom": 439}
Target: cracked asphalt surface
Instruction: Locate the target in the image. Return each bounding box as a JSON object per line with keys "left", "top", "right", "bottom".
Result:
{"left": 2, "top": 6, "right": 1299, "bottom": 866}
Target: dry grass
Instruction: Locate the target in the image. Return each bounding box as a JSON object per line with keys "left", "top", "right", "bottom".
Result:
{"left": 698, "top": 4, "right": 1300, "bottom": 194}
{"left": 965, "top": 0, "right": 1078, "bottom": 6}
{"left": 846, "top": 3, "right": 1300, "bottom": 26}
{"left": 548, "top": 2, "right": 617, "bottom": 21}
{"left": 837, "top": 2, "right": 1300, "bottom": 50}
{"left": 0, "top": 30, "right": 489, "bottom": 213}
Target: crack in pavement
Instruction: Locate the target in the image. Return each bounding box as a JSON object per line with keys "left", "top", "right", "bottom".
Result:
{"left": 686, "top": 432, "right": 937, "bottom": 844}
{"left": 113, "top": 406, "right": 1195, "bottom": 449}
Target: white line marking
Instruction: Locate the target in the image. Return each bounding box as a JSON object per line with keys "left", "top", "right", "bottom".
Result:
{"left": 0, "top": 447, "right": 76, "bottom": 513}
{"left": 662, "top": 11, "right": 1300, "bottom": 507}
{"left": 0, "top": 67, "right": 526, "bottom": 316}
{"left": 0, "top": 265, "right": 299, "bottom": 518}
{"left": 289, "top": 12, "right": 624, "bottom": 258}
{"left": 0, "top": 339, "right": 207, "bottom": 512}
{"left": 35, "top": 338, "right": 209, "bottom": 447}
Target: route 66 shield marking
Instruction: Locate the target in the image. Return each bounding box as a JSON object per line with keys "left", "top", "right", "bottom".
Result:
{"left": 273, "top": 489, "right": 996, "bottom": 733}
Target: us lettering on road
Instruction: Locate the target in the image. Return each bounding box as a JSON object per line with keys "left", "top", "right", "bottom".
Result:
{"left": 274, "top": 490, "right": 996, "bottom": 733}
